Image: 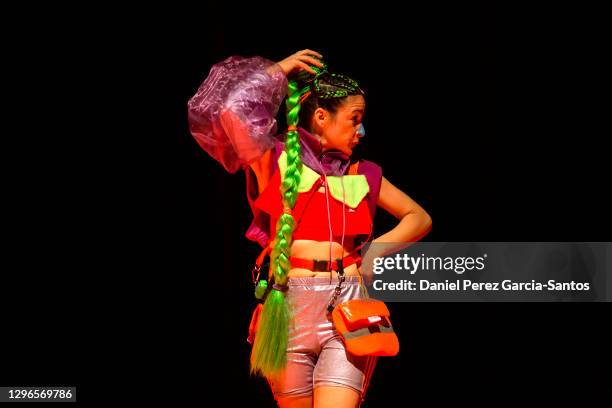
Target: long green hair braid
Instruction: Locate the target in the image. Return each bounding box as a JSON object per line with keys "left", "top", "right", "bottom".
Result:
{"left": 250, "top": 58, "right": 363, "bottom": 378}
{"left": 249, "top": 73, "right": 313, "bottom": 378}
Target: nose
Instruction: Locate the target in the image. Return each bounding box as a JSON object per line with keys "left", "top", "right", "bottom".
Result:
{"left": 356, "top": 124, "right": 366, "bottom": 138}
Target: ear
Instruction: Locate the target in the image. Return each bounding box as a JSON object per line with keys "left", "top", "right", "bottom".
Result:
{"left": 313, "top": 107, "right": 329, "bottom": 129}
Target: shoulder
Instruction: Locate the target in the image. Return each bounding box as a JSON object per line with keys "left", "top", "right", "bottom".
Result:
{"left": 355, "top": 159, "right": 383, "bottom": 203}
{"left": 355, "top": 158, "right": 382, "bottom": 179}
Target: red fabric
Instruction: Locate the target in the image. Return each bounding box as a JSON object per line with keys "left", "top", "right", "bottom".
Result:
{"left": 254, "top": 168, "right": 372, "bottom": 243}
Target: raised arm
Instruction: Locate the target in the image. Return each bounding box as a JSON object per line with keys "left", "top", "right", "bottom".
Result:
{"left": 187, "top": 56, "right": 288, "bottom": 173}
{"left": 188, "top": 50, "right": 324, "bottom": 175}
{"left": 247, "top": 50, "right": 325, "bottom": 193}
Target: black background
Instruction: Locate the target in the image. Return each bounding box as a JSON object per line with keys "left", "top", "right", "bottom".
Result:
{"left": 2, "top": 3, "right": 607, "bottom": 407}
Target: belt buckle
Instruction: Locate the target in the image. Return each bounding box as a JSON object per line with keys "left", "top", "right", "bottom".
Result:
{"left": 312, "top": 259, "right": 329, "bottom": 272}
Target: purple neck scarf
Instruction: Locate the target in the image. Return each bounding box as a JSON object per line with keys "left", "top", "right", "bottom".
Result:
{"left": 296, "top": 127, "right": 351, "bottom": 176}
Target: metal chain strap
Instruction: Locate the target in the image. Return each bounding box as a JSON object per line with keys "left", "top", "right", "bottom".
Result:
{"left": 327, "top": 259, "right": 345, "bottom": 313}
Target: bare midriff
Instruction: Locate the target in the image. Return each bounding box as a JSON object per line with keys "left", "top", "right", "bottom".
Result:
{"left": 288, "top": 237, "right": 361, "bottom": 278}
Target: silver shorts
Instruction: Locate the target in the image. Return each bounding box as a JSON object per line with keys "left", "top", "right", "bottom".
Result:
{"left": 268, "top": 276, "right": 378, "bottom": 402}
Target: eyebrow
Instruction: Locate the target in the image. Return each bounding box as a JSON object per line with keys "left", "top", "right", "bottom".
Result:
{"left": 351, "top": 108, "right": 364, "bottom": 114}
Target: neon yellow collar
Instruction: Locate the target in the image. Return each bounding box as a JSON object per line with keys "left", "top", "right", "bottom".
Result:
{"left": 278, "top": 151, "right": 369, "bottom": 209}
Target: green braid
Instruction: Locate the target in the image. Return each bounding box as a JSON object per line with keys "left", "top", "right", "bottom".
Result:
{"left": 250, "top": 57, "right": 363, "bottom": 379}
{"left": 250, "top": 77, "right": 307, "bottom": 378}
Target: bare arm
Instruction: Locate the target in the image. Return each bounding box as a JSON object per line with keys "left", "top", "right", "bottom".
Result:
{"left": 361, "top": 177, "right": 432, "bottom": 280}
{"left": 374, "top": 176, "right": 432, "bottom": 245}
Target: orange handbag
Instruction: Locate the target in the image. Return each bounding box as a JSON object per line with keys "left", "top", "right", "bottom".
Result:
{"left": 332, "top": 298, "right": 400, "bottom": 357}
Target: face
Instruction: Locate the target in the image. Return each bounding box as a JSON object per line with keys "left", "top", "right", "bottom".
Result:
{"left": 313, "top": 95, "right": 366, "bottom": 156}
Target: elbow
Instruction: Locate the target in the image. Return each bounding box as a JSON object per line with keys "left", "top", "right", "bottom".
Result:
{"left": 421, "top": 211, "right": 432, "bottom": 236}
{"left": 399, "top": 209, "right": 432, "bottom": 242}
{"left": 414, "top": 210, "right": 432, "bottom": 240}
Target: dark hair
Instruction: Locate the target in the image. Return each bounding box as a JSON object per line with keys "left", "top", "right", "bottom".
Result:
{"left": 296, "top": 70, "right": 365, "bottom": 132}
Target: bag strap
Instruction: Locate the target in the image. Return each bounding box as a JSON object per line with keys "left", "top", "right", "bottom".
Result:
{"left": 347, "top": 162, "right": 372, "bottom": 298}
{"left": 254, "top": 160, "right": 363, "bottom": 283}
{"left": 252, "top": 242, "right": 273, "bottom": 284}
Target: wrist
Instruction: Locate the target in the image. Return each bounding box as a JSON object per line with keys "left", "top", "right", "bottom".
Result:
{"left": 265, "top": 63, "right": 286, "bottom": 77}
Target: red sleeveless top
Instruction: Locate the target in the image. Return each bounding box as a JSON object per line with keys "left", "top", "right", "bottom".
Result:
{"left": 253, "top": 166, "right": 372, "bottom": 244}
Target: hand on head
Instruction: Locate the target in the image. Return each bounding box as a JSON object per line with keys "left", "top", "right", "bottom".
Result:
{"left": 276, "top": 49, "right": 325, "bottom": 76}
